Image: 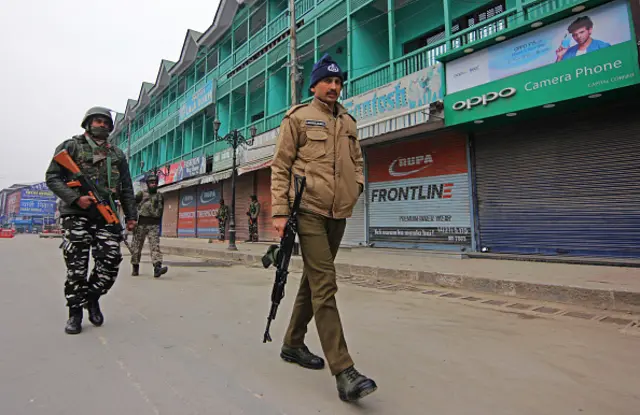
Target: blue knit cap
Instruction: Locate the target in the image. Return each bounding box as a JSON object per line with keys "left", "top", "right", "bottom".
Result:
{"left": 309, "top": 53, "right": 343, "bottom": 89}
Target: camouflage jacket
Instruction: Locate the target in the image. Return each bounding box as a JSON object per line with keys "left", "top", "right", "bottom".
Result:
{"left": 216, "top": 205, "right": 228, "bottom": 221}
{"left": 135, "top": 190, "right": 164, "bottom": 219}
{"left": 45, "top": 134, "right": 137, "bottom": 221}
{"left": 247, "top": 201, "right": 260, "bottom": 220}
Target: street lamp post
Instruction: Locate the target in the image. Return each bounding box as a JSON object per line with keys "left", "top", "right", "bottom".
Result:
{"left": 213, "top": 119, "right": 257, "bottom": 251}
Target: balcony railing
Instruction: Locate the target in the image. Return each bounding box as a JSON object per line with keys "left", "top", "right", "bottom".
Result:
{"left": 129, "top": 0, "right": 582, "bottom": 162}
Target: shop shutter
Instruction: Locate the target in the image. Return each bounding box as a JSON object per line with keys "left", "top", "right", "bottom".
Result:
{"left": 365, "top": 133, "right": 472, "bottom": 248}
{"left": 473, "top": 107, "right": 640, "bottom": 258}
{"left": 256, "top": 169, "right": 280, "bottom": 242}
{"left": 342, "top": 193, "right": 366, "bottom": 246}
{"left": 161, "top": 190, "right": 179, "bottom": 237}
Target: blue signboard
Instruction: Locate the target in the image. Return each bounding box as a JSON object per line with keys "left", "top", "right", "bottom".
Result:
{"left": 20, "top": 182, "right": 55, "bottom": 200}
{"left": 19, "top": 199, "right": 57, "bottom": 215}
{"left": 179, "top": 80, "right": 214, "bottom": 124}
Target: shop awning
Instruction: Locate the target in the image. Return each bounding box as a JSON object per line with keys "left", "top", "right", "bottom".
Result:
{"left": 200, "top": 169, "right": 233, "bottom": 184}
{"left": 158, "top": 176, "right": 203, "bottom": 193}
{"left": 238, "top": 158, "right": 272, "bottom": 176}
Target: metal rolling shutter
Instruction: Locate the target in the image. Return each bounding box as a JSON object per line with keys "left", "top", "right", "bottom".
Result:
{"left": 474, "top": 107, "right": 640, "bottom": 258}
{"left": 233, "top": 173, "right": 254, "bottom": 242}
{"left": 161, "top": 191, "right": 179, "bottom": 237}
{"left": 365, "top": 133, "right": 472, "bottom": 247}
{"left": 342, "top": 193, "right": 366, "bottom": 246}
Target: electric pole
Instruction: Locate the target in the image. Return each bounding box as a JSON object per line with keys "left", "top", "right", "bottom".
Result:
{"left": 289, "top": 0, "right": 298, "bottom": 105}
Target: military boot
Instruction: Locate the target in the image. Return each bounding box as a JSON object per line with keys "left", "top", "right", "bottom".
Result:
{"left": 65, "top": 307, "right": 83, "bottom": 335}
{"left": 280, "top": 345, "right": 325, "bottom": 370}
{"left": 335, "top": 366, "right": 377, "bottom": 402}
{"left": 131, "top": 264, "right": 139, "bottom": 276}
{"left": 86, "top": 293, "right": 104, "bottom": 327}
{"left": 153, "top": 262, "right": 168, "bottom": 278}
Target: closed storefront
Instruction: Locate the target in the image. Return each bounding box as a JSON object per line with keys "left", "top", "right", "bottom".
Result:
{"left": 161, "top": 190, "right": 179, "bottom": 237}
{"left": 342, "top": 193, "right": 366, "bottom": 246}
{"left": 256, "top": 168, "right": 279, "bottom": 242}
{"left": 177, "top": 187, "right": 197, "bottom": 237}
{"left": 473, "top": 103, "right": 640, "bottom": 258}
{"left": 220, "top": 172, "right": 254, "bottom": 242}
{"left": 365, "top": 133, "right": 472, "bottom": 249}
{"left": 196, "top": 183, "right": 222, "bottom": 239}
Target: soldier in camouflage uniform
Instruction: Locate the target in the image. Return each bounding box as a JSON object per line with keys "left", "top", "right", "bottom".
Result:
{"left": 130, "top": 173, "right": 168, "bottom": 278}
{"left": 246, "top": 195, "right": 260, "bottom": 242}
{"left": 215, "top": 198, "right": 228, "bottom": 241}
{"left": 45, "top": 106, "right": 137, "bottom": 335}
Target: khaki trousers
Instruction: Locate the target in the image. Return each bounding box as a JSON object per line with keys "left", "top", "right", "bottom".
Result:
{"left": 284, "top": 211, "right": 354, "bottom": 375}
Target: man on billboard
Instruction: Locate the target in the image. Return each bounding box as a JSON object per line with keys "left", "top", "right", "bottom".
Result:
{"left": 556, "top": 16, "right": 611, "bottom": 61}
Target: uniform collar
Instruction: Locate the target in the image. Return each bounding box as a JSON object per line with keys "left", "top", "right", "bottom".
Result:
{"left": 311, "top": 97, "right": 347, "bottom": 118}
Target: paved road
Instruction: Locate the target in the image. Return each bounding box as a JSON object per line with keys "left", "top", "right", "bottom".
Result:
{"left": 1, "top": 236, "right": 639, "bottom": 415}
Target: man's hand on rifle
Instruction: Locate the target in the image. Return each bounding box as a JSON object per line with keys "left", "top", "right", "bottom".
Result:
{"left": 126, "top": 220, "right": 137, "bottom": 232}
{"left": 76, "top": 196, "right": 92, "bottom": 209}
{"left": 273, "top": 217, "right": 288, "bottom": 238}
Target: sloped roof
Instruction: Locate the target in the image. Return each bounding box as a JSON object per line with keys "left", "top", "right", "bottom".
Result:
{"left": 198, "top": 0, "right": 243, "bottom": 47}
{"left": 168, "top": 29, "right": 203, "bottom": 77}
{"left": 150, "top": 59, "right": 176, "bottom": 97}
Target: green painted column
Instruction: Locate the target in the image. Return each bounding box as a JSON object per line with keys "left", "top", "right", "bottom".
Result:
{"left": 347, "top": 0, "right": 352, "bottom": 82}
{"left": 443, "top": 0, "right": 451, "bottom": 50}
{"left": 515, "top": 0, "right": 524, "bottom": 25}
{"left": 387, "top": 0, "right": 395, "bottom": 77}
{"left": 202, "top": 112, "right": 207, "bottom": 146}
{"left": 244, "top": 82, "right": 250, "bottom": 131}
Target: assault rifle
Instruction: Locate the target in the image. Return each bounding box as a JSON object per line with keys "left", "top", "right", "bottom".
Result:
{"left": 53, "top": 149, "right": 133, "bottom": 254}
{"left": 261, "top": 175, "right": 306, "bottom": 343}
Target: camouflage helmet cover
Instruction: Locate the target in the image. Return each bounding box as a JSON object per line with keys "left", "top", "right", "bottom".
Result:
{"left": 81, "top": 106, "right": 114, "bottom": 131}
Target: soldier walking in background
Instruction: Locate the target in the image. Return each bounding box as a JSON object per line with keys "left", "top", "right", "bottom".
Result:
{"left": 130, "top": 172, "right": 168, "bottom": 278}
{"left": 246, "top": 194, "right": 260, "bottom": 242}
{"left": 216, "top": 198, "right": 228, "bottom": 241}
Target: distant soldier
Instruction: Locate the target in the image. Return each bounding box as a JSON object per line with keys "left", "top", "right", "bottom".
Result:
{"left": 130, "top": 173, "right": 168, "bottom": 278}
{"left": 246, "top": 194, "right": 260, "bottom": 242}
{"left": 216, "top": 198, "right": 228, "bottom": 241}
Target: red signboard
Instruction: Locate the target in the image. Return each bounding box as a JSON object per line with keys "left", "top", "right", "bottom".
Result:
{"left": 366, "top": 133, "right": 468, "bottom": 183}
{"left": 178, "top": 187, "right": 197, "bottom": 237}
{"left": 196, "top": 184, "right": 222, "bottom": 238}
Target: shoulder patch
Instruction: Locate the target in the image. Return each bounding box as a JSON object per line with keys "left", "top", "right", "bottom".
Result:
{"left": 285, "top": 103, "right": 308, "bottom": 117}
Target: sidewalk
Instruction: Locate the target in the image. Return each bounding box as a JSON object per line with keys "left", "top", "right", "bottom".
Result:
{"left": 158, "top": 237, "right": 640, "bottom": 314}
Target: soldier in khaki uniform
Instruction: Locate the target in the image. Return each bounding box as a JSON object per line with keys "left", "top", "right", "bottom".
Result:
{"left": 271, "top": 53, "right": 377, "bottom": 402}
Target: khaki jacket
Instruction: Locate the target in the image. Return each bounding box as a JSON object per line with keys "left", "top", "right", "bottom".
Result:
{"left": 271, "top": 98, "right": 364, "bottom": 219}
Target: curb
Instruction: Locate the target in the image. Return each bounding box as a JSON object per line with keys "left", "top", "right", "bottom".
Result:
{"left": 162, "top": 245, "right": 640, "bottom": 314}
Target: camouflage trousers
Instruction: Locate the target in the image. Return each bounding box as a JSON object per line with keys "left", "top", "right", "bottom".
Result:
{"left": 218, "top": 221, "right": 226, "bottom": 241}
{"left": 130, "top": 224, "right": 163, "bottom": 265}
{"left": 248, "top": 218, "right": 258, "bottom": 241}
{"left": 60, "top": 216, "right": 123, "bottom": 309}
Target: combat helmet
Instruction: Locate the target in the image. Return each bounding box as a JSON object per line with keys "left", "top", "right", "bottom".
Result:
{"left": 81, "top": 106, "right": 114, "bottom": 131}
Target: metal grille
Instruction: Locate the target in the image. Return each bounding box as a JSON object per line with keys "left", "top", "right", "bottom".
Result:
{"left": 232, "top": 68, "right": 247, "bottom": 89}
{"left": 248, "top": 56, "right": 266, "bottom": 79}
{"left": 318, "top": 2, "right": 347, "bottom": 31}
{"left": 342, "top": 193, "right": 366, "bottom": 246}
{"left": 297, "top": 24, "right": 314, "bottom": 46}
{"left": 268, "top": 41, "right": 289, "bottom": 64}
{"left": 473, "top": 105, "right": 640, "bottom": 258}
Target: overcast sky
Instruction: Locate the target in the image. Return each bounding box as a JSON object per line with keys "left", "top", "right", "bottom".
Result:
{"left": 0, "top": 0, "right": 221, "bottom": 190}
